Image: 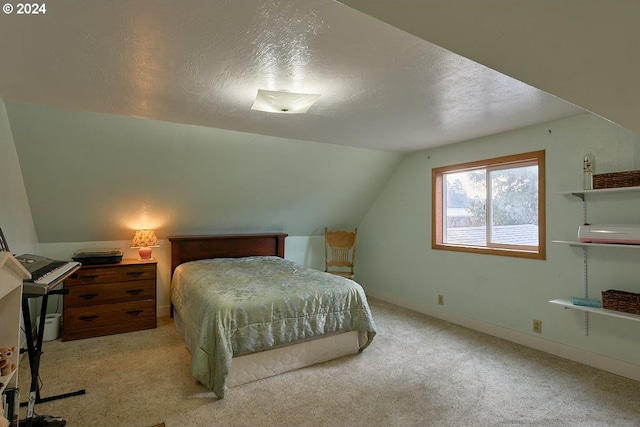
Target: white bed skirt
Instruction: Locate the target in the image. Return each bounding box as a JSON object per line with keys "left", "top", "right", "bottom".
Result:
{"left": 227, "top": 330, "right": 365, "bottom": 387}
{"left": 174, "top": 308, "right": 367, "bottom": 390}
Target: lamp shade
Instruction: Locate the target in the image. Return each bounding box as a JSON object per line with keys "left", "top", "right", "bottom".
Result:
{"left": 131, "top": 229, "right": 159, "bottom": 261}
{"left": 131, "top": 229, "right": 159, "bottom": 248}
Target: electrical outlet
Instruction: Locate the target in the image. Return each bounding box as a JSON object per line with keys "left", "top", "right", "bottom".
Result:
{"left": 533, "top": 319, "right": 542, "bottom": 334}
{"left": 438, "top": 295, "right": 444, "bottom": 305}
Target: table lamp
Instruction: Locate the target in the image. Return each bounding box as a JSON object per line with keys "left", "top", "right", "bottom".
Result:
{"left": 131, "top": 229, "right": 159, "bottom": 261}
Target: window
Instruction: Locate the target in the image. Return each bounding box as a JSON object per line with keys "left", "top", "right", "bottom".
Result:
{"left": 432, "top": 150, "right": 545, "bottom": 259}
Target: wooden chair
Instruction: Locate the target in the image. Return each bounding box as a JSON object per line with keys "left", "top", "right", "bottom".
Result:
{"left": 324, "top": 228, "right": 357, "bottom": 280}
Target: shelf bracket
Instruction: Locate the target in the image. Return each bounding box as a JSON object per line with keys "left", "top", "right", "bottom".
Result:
{"left": 580, "top": 195, "right": 588, "bottom": 225}
{"left": 580, "top": 193, "right": 590, "bottom": 335}
{"left": 582, "top": 246, "right": 589, "bottom": 336}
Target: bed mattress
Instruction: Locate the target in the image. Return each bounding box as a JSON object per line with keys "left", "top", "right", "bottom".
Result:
{"left": 175, "top": 307, "right": 366, "bottom": 388}
{"left": 171, "top": 256, "right": 376, "bottom": 398}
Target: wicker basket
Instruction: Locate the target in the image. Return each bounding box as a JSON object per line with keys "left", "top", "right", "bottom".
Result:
{"left": 601, "top": 289, "right": 640, "bottom": 314}
{"left": 593, "top": 170, "right": 640, "bottom": 189}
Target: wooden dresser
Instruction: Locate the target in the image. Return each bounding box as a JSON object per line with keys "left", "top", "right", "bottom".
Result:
{"left": 63, "top": 259, "right": 157, "bottom": 341}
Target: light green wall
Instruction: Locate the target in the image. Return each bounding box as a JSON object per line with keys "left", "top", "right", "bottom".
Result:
{"left": 0, "top": 97, "right": 38, "bottom": 341}
{"left": 0, "top": 98, "right": 37, "bottom": 253}
{"left": 7, "top": 103, "right": 404, "bottom": 243}
{"left": 357, "top": 113, "right": 640, "bottom": 367}
{"left": 7, "top": 102, "right": 371, "bottom": 315}
{"left": 6, "top": 96, "right": 640, "bottom": 370}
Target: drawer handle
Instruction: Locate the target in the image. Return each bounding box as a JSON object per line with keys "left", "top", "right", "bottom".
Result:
{"left": 126, "top": 309, "right": 144, "bottom": 317}
{"left": 126, "top": 289, "right": 143, "bottom": 295}
{"left": 79, "top": 315, "right": 99, "bottom": 322}
{"left": 127, "top": 271, "right": 144, "bottom": 277}
{"left": 79, "top": 293, "right": 99, "bottom": 300}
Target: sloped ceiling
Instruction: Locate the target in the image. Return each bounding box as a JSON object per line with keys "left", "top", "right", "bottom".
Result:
{"left": 341, "top": 0, "right": 640, "bottom": 137}
{"left": 0, "top": 1, "right": 597, "bottom": 243}
{"left": 0, "top": 0, "right": 582, "bottom": 153}
{"left": 7, "top": 103, "right": 403, "bottom": 242}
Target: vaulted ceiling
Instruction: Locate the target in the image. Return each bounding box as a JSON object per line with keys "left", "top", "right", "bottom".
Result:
{"left": 0, "top": 0, "right": 584, "bottom": 153}
{"left": 2, "top": 0, "right": 635, "bottom": 242}
{"left": 341, "top": 0, "right": 640, "bottom": 138}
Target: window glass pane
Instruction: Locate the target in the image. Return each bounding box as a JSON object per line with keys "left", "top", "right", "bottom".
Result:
{"left": 489, "top": 165, "right": 538, "bottom": 246}
{"left": 432, "top": 150, "right": 544, "bottom": 259}
{"left": 444, "top": 170, "right": 486, "bottom": 246}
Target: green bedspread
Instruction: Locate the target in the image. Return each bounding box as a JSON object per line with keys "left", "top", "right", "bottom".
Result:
{"left": 171, "top": 256, "right": 376, "bottom": 398}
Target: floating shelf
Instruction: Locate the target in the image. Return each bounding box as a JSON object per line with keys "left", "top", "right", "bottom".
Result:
{"left": 553, "top": 186, "right": 640, "bottom": 333}
{"left": 550, "top": 299, "right": 640, "bottom": 322}
{"left": 552, "top": 240, "right": 640, "bottom": 249}
{"left": 557, "top": 186, "right": 640, "bottom": 197}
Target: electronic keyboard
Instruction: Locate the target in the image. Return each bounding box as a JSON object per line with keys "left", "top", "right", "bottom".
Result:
{"left": 16, "top": 254, "right": 81, "bottom": 296}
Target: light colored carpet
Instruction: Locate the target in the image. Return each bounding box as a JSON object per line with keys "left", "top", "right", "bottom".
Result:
{"left": 19, "top": 299, "right": 640, "bottom": 426}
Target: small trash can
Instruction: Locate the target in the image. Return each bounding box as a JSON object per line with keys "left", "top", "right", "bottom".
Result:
{"left": 37, "top": 313, "right": 62, "bottom": 341}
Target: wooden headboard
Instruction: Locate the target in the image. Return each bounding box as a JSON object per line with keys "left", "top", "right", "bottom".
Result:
{"left": 168, "top": 233, "right": 288, "bottom": 277}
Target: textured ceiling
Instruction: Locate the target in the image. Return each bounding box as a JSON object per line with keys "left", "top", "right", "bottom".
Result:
{"left": 0, "top": 0, "right": 583, "bottom": 153}
{"left": 342, "top": 0, "right": 640, "bottom": 140}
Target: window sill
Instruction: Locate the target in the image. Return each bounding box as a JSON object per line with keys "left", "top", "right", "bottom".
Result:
{"left": 432, "top": 243, "right": 545, "bottom": 260}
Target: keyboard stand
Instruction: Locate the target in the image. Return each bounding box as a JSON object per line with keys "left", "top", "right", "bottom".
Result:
{"left": 20, "top": 266, "right": 85, "bottom": 427}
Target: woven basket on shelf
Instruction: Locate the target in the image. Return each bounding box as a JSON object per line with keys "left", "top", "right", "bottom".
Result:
{"left": 593, "top": 170, "right": 640, "bottom": 189}
{"left": 601, "top": 290, "right": 640, "bottom": 314}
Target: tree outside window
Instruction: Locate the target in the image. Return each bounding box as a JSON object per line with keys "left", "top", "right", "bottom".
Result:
{"left": 432, "top": 151, "right": 545, "bottom": 260}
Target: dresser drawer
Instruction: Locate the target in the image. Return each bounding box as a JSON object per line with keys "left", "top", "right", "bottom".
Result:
{"left": 62, "top": 259, "right": 157, "bottom": 341}
{"left": 64, "top": 299, "right": 155, "bottom": 331}
{"left": 64, "top": 279, "right": 155, "bottom": 308}
{"left": 65, "top": 263, "right": 156, "bottom": 286}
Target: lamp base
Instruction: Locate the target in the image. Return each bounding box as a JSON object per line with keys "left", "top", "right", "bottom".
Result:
{"left": 138, "top": 247, "right": 153, "bottom": 261}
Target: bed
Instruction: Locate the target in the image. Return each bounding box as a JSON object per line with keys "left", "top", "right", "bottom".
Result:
{"left": 169, "top": 233, "right": 377, "bottom": 398}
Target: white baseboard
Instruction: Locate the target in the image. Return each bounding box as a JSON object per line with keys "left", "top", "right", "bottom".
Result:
{"left": 158, "top": 304, "right": 171, "bottom": 318}
{"left": 367, "top": 290, "right": 640, "bottom": 383}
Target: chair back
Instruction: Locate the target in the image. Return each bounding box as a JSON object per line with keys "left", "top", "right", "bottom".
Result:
{"left": 325, "top": 228, "right": 357, "bottom": 279}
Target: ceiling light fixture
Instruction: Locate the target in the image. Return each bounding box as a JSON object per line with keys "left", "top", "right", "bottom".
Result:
{"left": 251, "top": 89, "right": 321, "bottom": 114}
